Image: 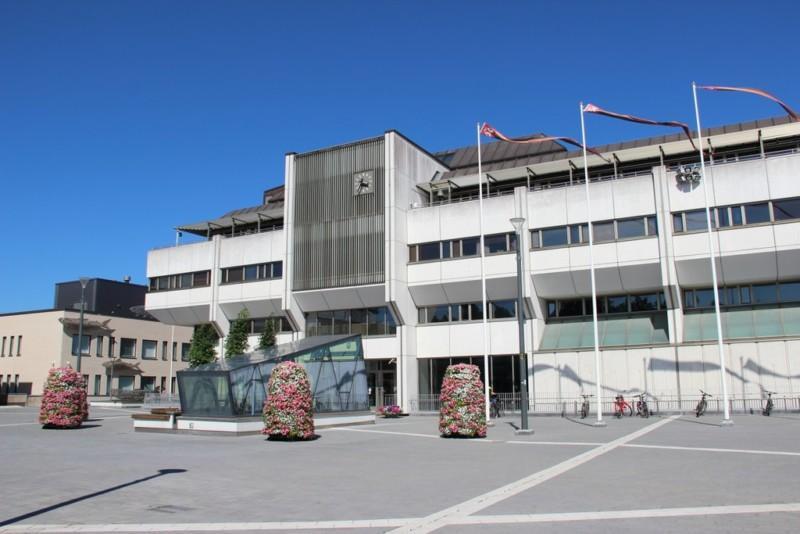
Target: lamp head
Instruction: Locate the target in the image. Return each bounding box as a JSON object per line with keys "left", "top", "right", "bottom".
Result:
{"left": 79, "top": 277, "right": 90, "bottom": 289}
{"left": 509, "top": 217, "right": 525, "bottom": 232}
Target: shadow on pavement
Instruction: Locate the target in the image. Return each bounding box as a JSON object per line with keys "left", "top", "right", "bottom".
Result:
{"left": 0, "top": 469, "right": 187, "bottom": 527}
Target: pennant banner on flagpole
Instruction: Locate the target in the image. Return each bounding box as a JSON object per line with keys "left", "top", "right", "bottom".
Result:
{"left": 583, "top": 103, "right": 697, "bottom": 150}
{"left": 479, "top": 123, "right": 612, "bottom": 163}
{"left": 697, "top": 85, "right": 799, "bottom": 122}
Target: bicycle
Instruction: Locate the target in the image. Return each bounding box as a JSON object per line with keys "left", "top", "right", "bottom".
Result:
{"left": 634, "top": 393, "right": 650, "bottom": 418}
{"left": 490, "top": 394, "right": 503, "bottom": 418}
{"left": 579, "top": 394, "right": 593, "bottom": 419}
{"left": 762, "top": 391, "right": 775, "bottom": 416}
{"left": 696, "top": 389, "right": 711, "bottom": 417}
{"left": 613, "top": 394, "right": 633, "bottom": 418}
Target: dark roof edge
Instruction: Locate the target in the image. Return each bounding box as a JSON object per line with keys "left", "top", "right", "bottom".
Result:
{"left": 292, "top": 134, "right": 386, "bottom": 158}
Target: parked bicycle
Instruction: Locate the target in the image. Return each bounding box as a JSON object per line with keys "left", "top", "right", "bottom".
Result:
{"left": 579, "top": 394, "right": 593, "bottom": 419}
{"left": 695, "top": 390, "right": 711, "bottom": 417}
{"left": 762, "top": 391, "right": 775, "bottom": 416}
{"left": 613, "top": 394, "right": 633, "bottom": 418}
{"left": 634, "top": 393, "right": 650, "bottom": 418}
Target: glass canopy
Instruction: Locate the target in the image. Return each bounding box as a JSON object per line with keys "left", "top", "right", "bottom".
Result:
{"left": 177, "top": 334, "right": 368, "bottom": 417}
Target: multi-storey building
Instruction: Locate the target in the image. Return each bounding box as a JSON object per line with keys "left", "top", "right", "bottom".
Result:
{"left": 146, "top": 116, "right": 800, "bottom": 411}
{"left": 0, "top": 278, "right": 193, "bottom": 399}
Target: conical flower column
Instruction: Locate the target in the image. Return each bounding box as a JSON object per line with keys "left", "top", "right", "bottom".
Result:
{"left": 438, "top": 363, "right": 487, "bottom": 438}
{"left": 39, "top": 367, "right": 89, "bottom": 429}
{"left": 262, "top": 361, "right": 315, "bottom": 440}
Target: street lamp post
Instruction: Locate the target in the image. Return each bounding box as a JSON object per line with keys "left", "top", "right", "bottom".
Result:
{"left": 76, "top": 277, "right": 89, "bottom": 373}
{"left": 510, "top": 217, "right": 531, "bottom": 434}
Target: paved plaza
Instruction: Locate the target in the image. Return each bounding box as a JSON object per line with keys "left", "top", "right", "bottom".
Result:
{"left": 1, "top": 405, "right": 799, "bottom": 533}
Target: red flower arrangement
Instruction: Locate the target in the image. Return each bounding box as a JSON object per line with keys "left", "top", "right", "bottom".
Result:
{"left": 39, "top": 367, "right": 89, "bottom": 429}
{"left": 438, "top": 363, "right": 487, "bottom": 438}
{"left": 262, "top": 361, "right": 315, "bottom": 440}
{"left": 377, "top": 404, "right": 402, "bottom": 418}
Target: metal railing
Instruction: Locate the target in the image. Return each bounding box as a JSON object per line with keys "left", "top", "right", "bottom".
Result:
{"left": 408, "top": 393, "right": 800, "bottom": 416}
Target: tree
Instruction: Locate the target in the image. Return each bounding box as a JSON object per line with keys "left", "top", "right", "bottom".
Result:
{"left": 188, "top": 324, "right": 218, "bottom": 368}
{"left": 258, "top": 318, "right": 277, "bottom": 351}
{"left": 225, "top": 309, "right": 250, "bottom": 358}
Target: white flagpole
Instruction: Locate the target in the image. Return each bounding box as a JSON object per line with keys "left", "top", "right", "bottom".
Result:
{"left": 692, "top": 82, "right": 732, "bottom": 425}
{"left": 477, "top": 123, "right": 491, "bottom": 423}
{"left": 580, "top": 103, "right": 605, "bottom": 427}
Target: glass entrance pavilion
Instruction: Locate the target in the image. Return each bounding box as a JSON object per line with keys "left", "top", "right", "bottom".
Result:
{"left": 177, "top": 334, "right": 368, "bottom": 417}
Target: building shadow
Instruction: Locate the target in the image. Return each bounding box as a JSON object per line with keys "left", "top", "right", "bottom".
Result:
{"left": 0, "top": 469, "right": 187, "bottom": 527}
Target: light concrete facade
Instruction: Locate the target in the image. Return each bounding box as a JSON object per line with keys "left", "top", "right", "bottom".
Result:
{"left": 0, "top": 309, "right": 193, "bottom": 397}
{"left": 146, "top": 118, "right": 800, "bottom": 411}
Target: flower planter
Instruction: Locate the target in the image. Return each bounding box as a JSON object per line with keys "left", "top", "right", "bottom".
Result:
{"left": 377, "top": 404, "right": 402, "bottom": 418}
{"left": 262, "top": 361, "right": 315, "bottom": 440}
{"left": 39, "top": 367, "right": 88, "bottom": 429}
{"left": 438, "top": 363, "right": 487, "bottom": 438}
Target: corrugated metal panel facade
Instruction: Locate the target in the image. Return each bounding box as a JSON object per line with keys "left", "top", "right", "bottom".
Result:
{"left": 292, "top": 137, "right": 386, "bottom": 291}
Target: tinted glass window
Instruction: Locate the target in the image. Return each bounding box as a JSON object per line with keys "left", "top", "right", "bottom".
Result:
{"left": 740, "top": 286, "right": 751, "bottom": 304}
{"left": 773, "top": 198, "right": 800, "bottom": 221}
{"left": 779, "top": 282, "right": 800, "bottom": 302}
{"left": 673, "top": 214, "right": 684, "bottom": 233}
{"left": 647, "top": 217, "right": 658, "bottom": 236}
{"left": 694, "top": 289, "right": 715, "bottom": 308}
{"left": 180, "top": 273, "right": 193, "bottom": 288}
{"left": 409, "top": 246, "right": 418, "bottom": 262}
{"left": 617, "top": 218, "right": 646, "bottom": 239}
{"left": 569, "top": 225, "right": 581, "bottom": 244}
{"left": 745, "top": 202, "right": 770, "bottom": 224}
{"left": 244, "top": 265, "right": 258, "bottom": 281}
{"left": 547, "top": 301, "right": 557, "bottom": 317}
{"left": 491, "top": 300, "right": 516, "bottom": 319}
{"left": 558, "top": 299, "right": 583, "bottom": 317}
{"left": 441, "top": 242, "right": 451, "bottom": 258}
{"left": 226, "top": 268, "right": 243, "bottom": 283}
{"left": 685, "top": 209, "right": 708, "bottom": 231}
{"left": 470, "top": 302, "right": 483, "bottom": 320}
{"left": 429, "top": 305, "right": 450, "bottom": 323}
{"left": 717, "top": 207, "right": 730, "bottom": 227}
{"left": 272, "top": 262, "right": 283, "bottom": 278}
{"left": 508, "top": 232, "right": 518, "bottom": 251}
{"left": 726, "top": 287, "right": 740, "bottom": 306}
{"left": 541, "top": 227, "right": 568, "bottom": 247}
{"left": 731, "top": 206, "right": 743, "bottom": 226}
{"left": 630, "top": 294, "right": 658, "bottom": 311}
{"left": 419, "top": 242, "right": 440, "bottom": 261}
{"left": 607, "top": 296, "right": 628, "bottom": 313}
{"left": 752, "top": 283, "right": 777, "bottom": 304}
{"left": 462, "top": 237, "right": 479, "bottom": 256}
{"left": 593, "top": 221, "right": 615, "bottom": 242}
{"left": 484, "top": 234, "right": 508, "bottom": 254}
{"left": 193, "top": 271, "right": 209, "bottom": 286}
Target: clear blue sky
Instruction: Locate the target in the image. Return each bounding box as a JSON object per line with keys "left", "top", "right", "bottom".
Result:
{"left": 1, "top": 1, "right": 798, "bottom": 313}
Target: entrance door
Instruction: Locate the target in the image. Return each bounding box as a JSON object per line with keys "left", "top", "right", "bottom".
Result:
{"left": 367, "top": 360, "right": 397, "bottom": 408}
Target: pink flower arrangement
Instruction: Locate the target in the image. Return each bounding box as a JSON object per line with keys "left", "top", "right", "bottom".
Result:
{"left": 262, "top": 361, "right": 315, "bottom": 440}
{"left": 377, "top": 404, "right": 402, "bottom": 417}
{"left": 438, "top": 363, "right": 487, "bottom": 438}
{"left": 39, "top": 366, "right": 89, "bottom": 429}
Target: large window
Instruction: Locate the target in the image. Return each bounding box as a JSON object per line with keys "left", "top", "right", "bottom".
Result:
{"left": 148, "top": 270, "right": 211, "bottom": 292}
{"left": 306, "top": 307, "right": 397, "bottom": 337}
{"left": 673, "top": 196, "right": 800, "bottom": 234}
{"left": 120, "top": 338, "right": 136, "bottom": 359}
{"left": 408, "top": 233, "right": 516, "bottom": 263}
{"left": 181, "top": 343, "right": 191, "bottom": 362}
{"left": 418, "top": 300, "right": 517, "bottom": 324}
{"left": 684, "top": 281, "right": 800, "bottom": 309}
{"left": 71, "top": 335, "right": 91, "bottom": 356}
{"left": 531, "top": 215, "right": 657, "bottom": 249}
{"left": 248, "top": 316, "right": 293, "bottom": 334}
{"left": 141, "top": 340, "right": 157, "bottom": 360}
{"left": 221, "top": 261, "right": 283, "bottom": 284}
{"left": 546, "top": 292, "right": 667, "bottom": 318}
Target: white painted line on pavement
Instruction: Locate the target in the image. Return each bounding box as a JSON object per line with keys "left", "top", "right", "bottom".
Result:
{"left": 456, "top": 502, "right": 800, "bottom": 525}
{"left": 623, "top": 443, "right": 800, "bottom": 457}
{"left": 507, "top": 440, "right": 604, "bottom": 447}
{"left": 0, "top": 518, "right": 414, "bottom": 532}
{"left": 0, "top": 415, "right": 132, "bottom": 428}
{"left": 389, "top": 415, "right": 680, "bottom": 534}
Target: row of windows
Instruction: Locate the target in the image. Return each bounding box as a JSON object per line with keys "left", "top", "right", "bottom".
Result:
{"left": 409, "top": 233, "right": 517, "bottom": 263}
{"left": 684, "top": 282, "right": 800, "bottom": 309}
{"left": 66, "top": 374, "right": 180, "bottom": 396}
{"left": 418, "top": 300, "right": 518, "bottom": 324}
{"left": 546, "top": 292, "right": 668, "bottom": 318}
{"left": 245, "top": 316, "right": 293, "bottom": 335}
{"left": 71, "top": 335, "right": 191, "bottom": 362}
{"left": 306, "top": 307, "right": 397, "bottom": 337}
{"left": 221, "top": 262, "right": 283, "bottom": 284}
{"left": 149, "top": 270, "right": 211, "bottom": 292}
{"left": 672, "top": 197, "right": 800, "bottom": 234}
{"left": 0, "top": 335, "right": 21, "bottom": 357}
{"left": 532, "top": 215, "right": 658, "bottom": 249}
